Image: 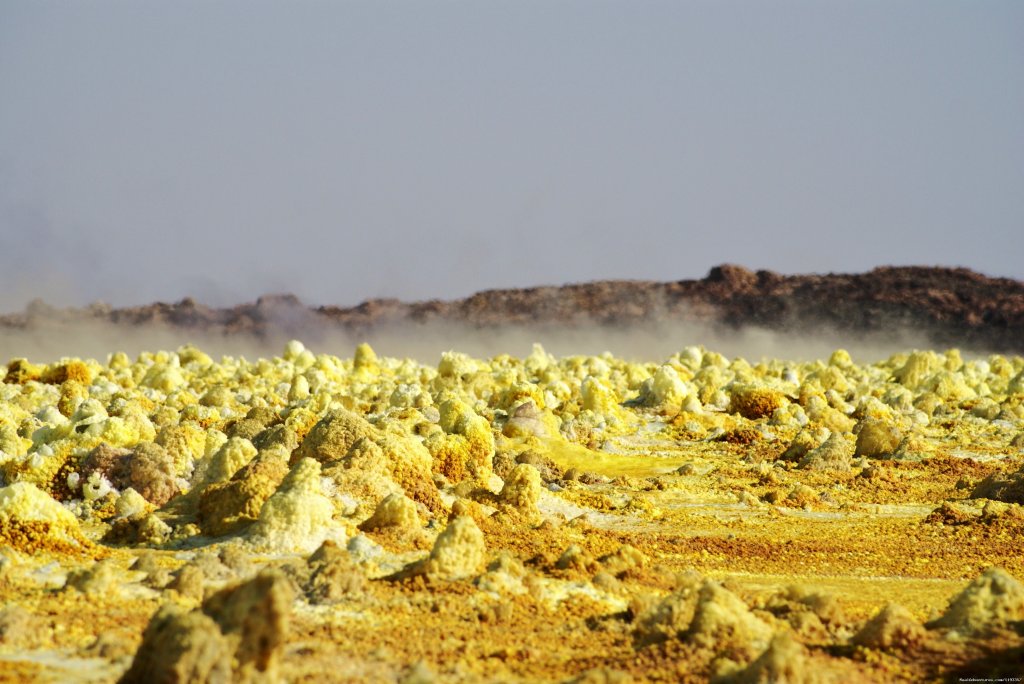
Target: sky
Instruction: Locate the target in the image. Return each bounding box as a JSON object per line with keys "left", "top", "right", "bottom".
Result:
{"left": 1, "top": 0, "right": 1022, "bottom": 312}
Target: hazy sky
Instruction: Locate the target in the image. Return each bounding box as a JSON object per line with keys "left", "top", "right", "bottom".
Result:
{"left": 1, "top": 1, "right": 1022, "bottom": 312}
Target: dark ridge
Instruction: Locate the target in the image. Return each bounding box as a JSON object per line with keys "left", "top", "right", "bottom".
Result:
{"left": 3, "top": 265, "right": 1024, "bottom": 353}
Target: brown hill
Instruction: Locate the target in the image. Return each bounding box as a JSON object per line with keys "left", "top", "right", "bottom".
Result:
{"left": 3, "top": 265, "right": 1023, "bottom": 353}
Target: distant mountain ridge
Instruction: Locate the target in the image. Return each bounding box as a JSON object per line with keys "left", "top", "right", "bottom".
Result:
{"left": 4, "top": 265, "right": 1024, "bottom": 353}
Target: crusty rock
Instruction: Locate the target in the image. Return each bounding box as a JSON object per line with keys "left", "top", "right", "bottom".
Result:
{"left": 798, "top": 433, "right": 852, "bottom": 472}
{"left": 305, "top": 540, "right": 367, "bottom": 604}
{"left": 498, "top": 463, "right": 542, "bottom": 514}
{"left": 971, "top": 465, "right": 1024, "bottom": 504}
{"left": 377, "top": 433, "right": 444, "bottom": 512}
{"left": 502, "top": 400, "right": 550, "bottom": 438}
{"left": 556, "top": 545, "right": 597, "bottom": 573}
{"left": 637, "top": 364, "right": 691, "bottom": 410}
{"left": 128, "top": 442, "right": 181, "bottom": 506}
{"left": 729, "top": 386, "right": 786, "bottom": 420}
{"left": 396, "top": 515, "right": 487, "bottom": 582}
{"left": 893, "top": 351, "right": 938, "bottom": 390}
{"left": 81, "top": 442, "right": 180, "bottom": 506}
{"left": 632, "top": 573, "right": 704, "bottom": 645}
{"left": 202, "top": 570, "right": 293, "bottom": 678}
{"left": 105, "top": 512, "right": 172, "bottom": 546}
{"left": 0, "top": 605, "right": 46, "bottom": 648}
{"left": 514, "top": 450, "right": 563, "bottom": 482}
{"left": 780, "top": 430, "right": 825, "bottom": 463}
{"left": 119, "top": 605, "right": 231, "bottom": 684}
{"left": 852, "top": 603, "right": 927, "bottom": 649}
{"left": 247, "top": 458, "right": 338, "bottom": 554}
{"left": 928, "top": 567, "right": 1024, "bottom": 636}
{"left": 568, "top": 668, "right": 632, "bottom": 684}
{"left": 198, "top": 448, "right": 290, "bottom": 537}
{"left": 40, "top": 360, "right": 93, "bottom": 385}
{"left": 167, "top": 562, "right": 207, "bottom": 602}
{"left": 4, "top": 358, "right": 42, "bottom": 384}
{"left": 599, "top": 545, "right": 647, "bottom": 578}
{"left": 81, "top": 443, "right": 133, "bottom": 488}
{"left": 358, "top": 493, "right": 421, "bottom": 532}
{"left": 426, "top": 515, "right": 486, "bottom": 580}
{"left": 0, "top": 482, "right": 88, "bottom": 553}
{"left": 427, "top": 399, "right": 495, "bottom": 483}
{"left": 154, "top": 423, "right": 206, "bottom": 478}
{"left": 854, "top": 419, "right": 903, "bottom": 459}
{"left": 251, "top": 424, "right": 298, "bottom": 453}
{"left": 293, "top": 409, "right": 377, "bottom": 465}
{"left": 722, "top": 632, "right": 831, "bottom": 684}
{"left": 66, "top": 558, "right": 122, "bottom": 596}
{"left": 122, "top": 570, "right": 293, "bottom": 684}
{"left": 196, "top": 437, "right": 258, "bottom": 489}
{"left": 227, "top": 419, "right": 266, "bottom": 441}
{"left": 687, "top": 581, "right": 773, "bottom": 656}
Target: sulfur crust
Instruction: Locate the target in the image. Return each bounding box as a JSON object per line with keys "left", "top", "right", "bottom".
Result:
{"left": 247, "top": 457, "right": 339, "bottom": 554}
{"left": 929, "top": 567, "right": 1024, "bottom": 636}
{"left": 423, "top": 515, "right": 486, "bottom": 580}
{"left": 498, "top": 463, "right": 542, "bottom": 514}
{"left": 0, "top": 481, "right": 88, "bottom": 553}
{"left": 2, "top": 339, "right": 1024, "bottom": 679}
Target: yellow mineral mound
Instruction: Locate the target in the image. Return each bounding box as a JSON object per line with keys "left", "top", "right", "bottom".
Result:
{"left": 358, "top": 493, "right": 421, "bottom": 532}
{"left": 929, "top": 567, "right": 1024, "bottom": 636}
{"left": 687, "top": 581, "right": 773, "bottom": 657}
{"left": 247, "top": 458, "right": 339, "bottom": 553}
{"left": 121, "top": 570, "right": 293, "bottom": 683}
{"left": 729, "top": 385, "right": 786, "bottom": 420}
{"left": 0, "top": 482, "right": 88, "bottom": 554}
{"left": 421, "top": 515, "right": 486, "bottom": 581}
{"left": 852, "top": 603, "right": 927, "bottom": 650}
{"left": 723, "top": 632, "right": 835, "bottom": 684}
{"left": 498, "top": 463, "right": 542, "bottom": 514}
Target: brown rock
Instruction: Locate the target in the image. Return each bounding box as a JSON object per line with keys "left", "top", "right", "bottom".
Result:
{"left": 853, "top": 603, "right": 927, "bottom": 649}
{"left": 123, "top": 570, "right": 292, "bottom": 684}
{"left": 197, "top": 448, "right": 290, "bottom": 537}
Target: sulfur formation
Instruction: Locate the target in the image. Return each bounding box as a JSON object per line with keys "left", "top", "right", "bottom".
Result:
{"left": 0, "top": 337, "right": 1022, "bottom": 682}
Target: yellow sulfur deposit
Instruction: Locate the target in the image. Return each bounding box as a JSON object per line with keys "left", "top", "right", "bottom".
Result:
{"left": 420, "top": 514, "right": 486, "bottom": 580}
{"left": 687, "top": 581, "right": 773, "bottom": 657}
{"left": 197, "top": 446, "right": 290, "bottom": 537}
{"left": 728, "top": 384, "right": 787, "bottom": 420}
{"left": 358, "top": 492, "right": 421, "bottom": 532}
{"left": 0, "top": 338, "right": 1022, "bottom": 682}
{"left": 0, "top": 481, "right": 87, "bottom": 553}
{"left": 928, "top": 567, "right": 1024, "bottom": 636}
{"left": 726, "top": 632, "right": 836, "bottom": 684}
{"left": 247, "top": 458, "right": 338, "bottom": 553}
{"left": 852, "top": 603, "right": 927, "bottom": 650}
{"left": 498, "top": 463, "right": 542, "bottom": 514}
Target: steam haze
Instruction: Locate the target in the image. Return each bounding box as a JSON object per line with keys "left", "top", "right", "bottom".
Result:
{"left": 1, "top": 1, "right": 1023, "bottom": 312}
{"left": 0, "top": 316, "right": 934, "bottom": 368}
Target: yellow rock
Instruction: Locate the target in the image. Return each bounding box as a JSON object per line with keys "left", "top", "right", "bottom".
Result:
{"left": 359, "top": 493, "right": 421, "bottom": 531}
{"left": 729, "top": 385, "right": 786, "bottom": 420}
{"left": 423, "top": 515, "right": 486, "bottom": 580}
{"left": 198, "top": 437, "right": 258, "bottom": 488}
{"left": 929, "top": 567, "right": 1024, "bottom": 636}
{"left": 854, "top": 420, "right": 903, "bottom": 458}
{"left": 248, "top": 458, "right": 338, "bottom": 553}
{"left": 687, "top": 581, "right": 772, "bottom": 656}
{"left": 0, "top": 482, "right": 87, "bottom": 553}
{"left": 499, "top": 463, "right": 542, "bottom": 514}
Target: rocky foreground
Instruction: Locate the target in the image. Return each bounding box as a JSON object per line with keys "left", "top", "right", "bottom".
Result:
{"left": 4, "top": 265, "right": 1024, "bottom": 353}
{"left": 1, "top": 333, "right": 1023, "bottom": 682}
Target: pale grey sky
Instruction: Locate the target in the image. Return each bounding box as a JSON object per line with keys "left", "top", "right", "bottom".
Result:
{"left": 1, "top": 0, "right": 1022, "bottom": 311}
